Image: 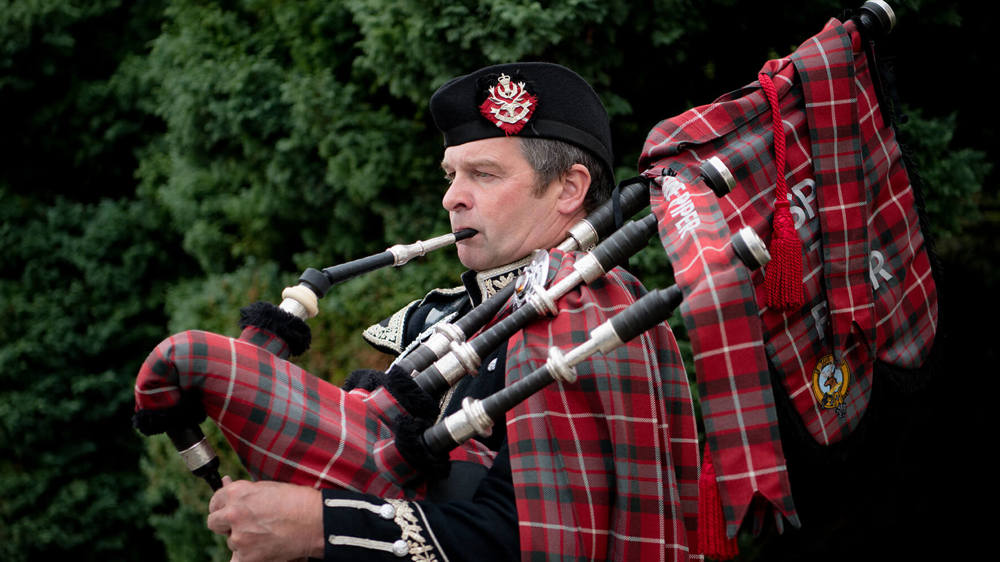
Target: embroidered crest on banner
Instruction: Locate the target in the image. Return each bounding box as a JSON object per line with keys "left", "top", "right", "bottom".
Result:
{"left": 811, "top": 354, "right": 851, "bottom": 418}
{"left": 479, "top": 73, "right": 537, "bottom": 134}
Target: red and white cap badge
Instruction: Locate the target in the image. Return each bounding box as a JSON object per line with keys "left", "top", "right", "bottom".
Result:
{"left": 479, "top": 73, "right": 537, "bottom": 135}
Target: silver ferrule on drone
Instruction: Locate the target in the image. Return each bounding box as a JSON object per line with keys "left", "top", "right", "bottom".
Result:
{"left": 702, "top": 156, "right": 736, "bottom": 194}
{"left": 732, "top": 226, "right": 772, "bottom": 270}
{"left": 176, "top": 437, "right": 217, "bottom": 472}
{"left": 572, "top": 252, "right": 608, "bottom": 285}
{"left": 585, "top": 322, "right": 626, "bottom": 356}
{"left": 431, "top": 340, "right": 483, "bottom": 386}
{"left": 278, "top": 298, "right": 310, "bottom": 320}
{"left": 524, "top": 250, "right": 607, "bottom": 317}
{"left": 526, "top": 279, "right": 562, "bottom": 317}
{"left": 277, "top": 283, "right": 320, "bottom": 320}
{"left": 558, "top": 219, "right": 600, "bottom": 253}
{"left": 529, "top": 253, "right": 605, "bottom": 316}
{"left": 421, "top": 323, "right": 467, "bottom": 358}
{"left": 442, "top": 396, "right": 495, "bottom": 443}
{"left": 543, "top": 346, "right": 579, "bottom": 384}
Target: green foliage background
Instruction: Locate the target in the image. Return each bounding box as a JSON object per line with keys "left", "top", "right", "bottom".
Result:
{"left": 1, "top": 0, "right": 993, "bottom": 559}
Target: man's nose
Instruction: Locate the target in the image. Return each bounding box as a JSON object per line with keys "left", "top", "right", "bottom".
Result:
{"left": 442, "top": 175, "right": 472, "bottom": 212}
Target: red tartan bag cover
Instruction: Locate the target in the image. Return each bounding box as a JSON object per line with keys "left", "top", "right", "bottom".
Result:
{"left": 638, "top": 17, "right": 937, "bottom": 538}
{"left": 135, "top": 325, "right": 442, "bottom": 496}
{"left": 135, "top": 321, "right": 495, "bottom": 495}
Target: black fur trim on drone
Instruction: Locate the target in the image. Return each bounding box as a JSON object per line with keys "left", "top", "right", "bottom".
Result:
{"left": 382, "top": 369, "right": 440, "bottom": 422}
{"left": 239, "top": 301, "right": 312, "bottom": 356}
{"left": 393, "top": 413, "right": 451, "bottom": 481}
{"left": 343, "top": 368, "right": 439, "bottom": 421}
{"left": 342, "top": 369, "right": 389, "bottom": 392}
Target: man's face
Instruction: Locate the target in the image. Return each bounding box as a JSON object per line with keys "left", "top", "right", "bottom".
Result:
{"left": 441, "top": 137, "right": 573, "bottom": 272}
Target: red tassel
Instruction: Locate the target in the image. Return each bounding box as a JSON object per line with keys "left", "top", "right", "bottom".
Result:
{"left": 758, "top": 72, "right": 803, "bottom": 310}
{"left": 766, "top": 202, "right": 804, "bottom": 308}
{"left": 698, "top": 449, "right": 739, "bottom": 560}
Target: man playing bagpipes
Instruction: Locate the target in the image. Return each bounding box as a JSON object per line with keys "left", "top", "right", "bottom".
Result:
{"left": 136, "top": 62, "right": 703, "bottom": 560}
{"left": 135, "top": 2, "right": 935, "bottom": 558}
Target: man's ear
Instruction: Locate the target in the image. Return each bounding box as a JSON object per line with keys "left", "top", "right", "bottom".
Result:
{"left": 556, "top": 163, "right": 591, "bottom": 216}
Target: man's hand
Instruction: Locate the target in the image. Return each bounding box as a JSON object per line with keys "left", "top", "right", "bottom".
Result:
{"left": 207, "top": 476, "right": 325, "bottom": 562}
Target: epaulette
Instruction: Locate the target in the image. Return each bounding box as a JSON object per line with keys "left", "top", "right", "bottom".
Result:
{"left": 362, "top": 254, "right": 534, "bottom": 357}
{"left": 362, "top": 286, "right": 468, "bottom": 356}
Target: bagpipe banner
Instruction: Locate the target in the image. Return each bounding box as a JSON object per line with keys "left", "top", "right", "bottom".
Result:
{"left": 638, "top": 15, "right": 937, "bottom": 545}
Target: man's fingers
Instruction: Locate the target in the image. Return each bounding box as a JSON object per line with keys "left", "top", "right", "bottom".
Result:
{"left": 209, "top": 476, "right": 236, "bottom": 513}
{"left": 208, "top": 488, "right": 226, "bottom": 513}
{"left": 206, "top": 509, "right": 233, "bottom": 536}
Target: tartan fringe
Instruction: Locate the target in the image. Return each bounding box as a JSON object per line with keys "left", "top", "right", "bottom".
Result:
{"left": 697, "top": 449, "right": 739, "bottom": 560}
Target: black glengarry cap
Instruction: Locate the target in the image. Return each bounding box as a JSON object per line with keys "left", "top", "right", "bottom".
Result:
{"left": 429, "top": 62, "right": 613, "bottom": 171}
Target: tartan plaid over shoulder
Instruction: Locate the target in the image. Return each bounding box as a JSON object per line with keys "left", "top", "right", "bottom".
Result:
{"left": 638, "top": 17, "right": 937, "bottom": 537}
{"left": 505, "top": 249, "right": 700, "bottom": 561}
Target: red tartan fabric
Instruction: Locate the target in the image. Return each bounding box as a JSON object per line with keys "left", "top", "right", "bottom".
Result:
{"left": 134, "top": 325, "right": 496, "bottom": 497}
{"left": 505, "top": 249, "right": 700, "bottom": 561}
{"left": 638, "top": 17, "right": 937, "bottom": 539}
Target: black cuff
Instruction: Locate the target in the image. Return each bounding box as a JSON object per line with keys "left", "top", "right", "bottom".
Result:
{"left": 239, "top": 301, "right": 312, "bottom": 356}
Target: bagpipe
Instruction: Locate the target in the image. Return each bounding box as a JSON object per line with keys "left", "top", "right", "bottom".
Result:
{"left": 132, "top": 169, "right": 760, "bottom": 559}
{"left": 131, "top": 162, "right": 756, "bottom": 489}
{"left": 133, "top": 0, "right": 937, "bottom": 558}
{"left": 132, "top": 173, "right": 662, "bottom": 492}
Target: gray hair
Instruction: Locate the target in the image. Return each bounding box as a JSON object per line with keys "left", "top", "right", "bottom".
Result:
{"left": 518, "top": 137, "right": 613, "bottom": 212}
